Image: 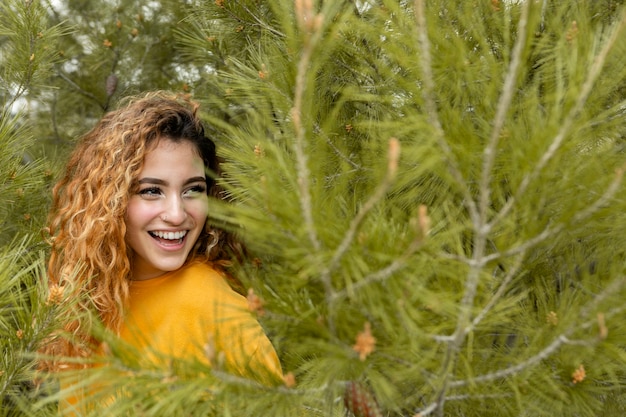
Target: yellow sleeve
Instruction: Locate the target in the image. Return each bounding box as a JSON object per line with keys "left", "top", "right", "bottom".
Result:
{"left": 56, "top": 367, "right": 100, "bottom": 416}
{"left": 213, "top": 293, "right": 284, "bottom": 385}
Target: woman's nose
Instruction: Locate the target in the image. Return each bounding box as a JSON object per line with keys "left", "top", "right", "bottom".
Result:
{"left": 161, "top": 196, "right": 187, "bottom": 224}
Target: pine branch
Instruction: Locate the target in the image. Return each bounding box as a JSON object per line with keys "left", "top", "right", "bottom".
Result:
{"left": 330, "top": 206, "right": 425, "bottom": 302}
{"left": 2, "top": 1, "right": 39, "bottom": 109}
{"left": 413, "top": 0, "right": 478, "bottom": 226}
{"left": 231, "top": 0, "right": 286, "bottom": 38}
{"left": 468, "top": 253, "right": 525, "bottom": 332}
{"left": 456, "top": 0, "right": 531, "bottom": 350}
{"left": 418, "top": 393, "right": 513, "bottom": 417}
{"left": 571, "top": 165, "right": 625, "bottom": 223}
{"left": 325, "top": 138, "right": 399, "bottom": 277}
{"left": 319, "top": 124, "right": 361, "bottom": 171}
{"left": 421, "top": 3, "right": 623, "bottom": 414}
{"left": 448, "top": 276, "right": 626, "bottom": 389}
{"left": 431, "top": 152, "right": 626, "bottom": 401}
{"left": 291, "top": 1, "right": 324, "bottom": 255}
{"left": 56, "top": 70, "right": 105, "bottom": 110}
{"left": 490, "top": 8, "right": 626, "bottom": 229}
{"left": 478, "top": 0, "right": 531, "bottom": 233}
{"left": 412, "top": 2, "right": 500, "bottom": 410}
{"left": 449, "top": 334, "right": 571, "bottom": 388}
{"left": 482, "top": 163, "right": 625, "bottom": 265}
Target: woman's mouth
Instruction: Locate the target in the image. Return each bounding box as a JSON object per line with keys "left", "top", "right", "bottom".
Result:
{"left": 149, "top": 230, "right": 188, "bottom": 245}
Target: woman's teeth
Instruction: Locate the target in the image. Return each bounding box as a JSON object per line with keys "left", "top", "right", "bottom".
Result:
{"left": 150, "top": 231, "right": 187, "bottom": 240}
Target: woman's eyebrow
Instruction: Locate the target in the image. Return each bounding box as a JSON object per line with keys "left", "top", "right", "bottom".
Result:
{"left": 138, "top": 177, "right": 166, "bottom": 185}
{"left": 137, "top": 176, "right": 207, "bottom": 185}
{"left": 185, "top": 176, "right": 207, "bottom": 185}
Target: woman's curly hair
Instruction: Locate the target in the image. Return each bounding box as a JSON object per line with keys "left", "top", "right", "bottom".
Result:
{"left": 42, "top": 91, "right": 242, "bottom": 364}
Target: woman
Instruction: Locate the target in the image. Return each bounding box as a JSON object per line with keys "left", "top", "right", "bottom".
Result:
{"left": 42, "top": 92, "right": 282, "bottom": 413}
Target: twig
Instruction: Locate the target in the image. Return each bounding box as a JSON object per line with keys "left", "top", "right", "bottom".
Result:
{"left": 490, "top": 9, "right": 626, "bottom": 229}
{"left": 324, "top": 138, "right": 400, "bottom": 276}
{"left": 291, "top": 6, "right": 324, "bottom": 254}
{"left": 478, "top": 0, "right": 530, "bottom": 233}
{"left": 468, "top": 253, "right": 525, "bottom": 332}
{"left": 414, "top": 0, "right": 480, "bottom": 412}
{"left": 449, "top": 277, "right": 626, "bottom": 389}
{"left": 330, "top": 225, "right": 424, "bottom": 302}
{"left": 482, "top": 224, "right": 559, "bottom": 264}
{"left": 461, "top": 0, "right": 530, "bottom": 326}
{"left": 416, "top": 402, "right": 438, "bottom": 417}
{"left": 414, "top": 392, "right": 514, "bottom": 415}
{"left": 482, "top": 163, "right": 625, "bottom": 265}
{"left": 449, "top": 334, "right": 570, "bottom": 388}
{"left": 320, "top": 124, "right": 362, "bottom": 170}
{"left": 578, "top": 274, "right": 626, "bottom": 319}
{"left": 56, "top": 70, "right": 105, "bottom": 110}
{"left": 571, "top": 165, "right": 624, "bottom": 223}
{"left": 445, "top": 393, "right": 512, "bottom": 402}
{"left": 455, "top": 0, "right": 531, "bottom": 345}
{"left": 290, "top": 2, "right": 339, "bottom": 333}
{"left": 413, "top": 0, "right": 478, "bottom": 227}
{"left": 425, "top": 3, "right": 530, "bottom": 414}
{"left": 232, "top": 0, "right": 286, "bottom": 38}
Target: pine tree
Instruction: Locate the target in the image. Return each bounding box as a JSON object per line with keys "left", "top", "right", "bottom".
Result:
{"left": 5, "top": 0, "right": 626, "bottom": 416}
{"left": 0, "top": 1, "right": 69, "bottom": 416}
{"left": 0, "top": 0, "right": 63, "bottom": 245}
{"left": 34, "top": 0, "right": 219, "bottom": 149}
{"left": 173, "top": 0, "right": 626, "bottom": 416}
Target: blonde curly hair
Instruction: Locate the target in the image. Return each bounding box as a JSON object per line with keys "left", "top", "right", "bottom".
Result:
{"left": 43, "top": 91, "right": 240, "bottom": 364}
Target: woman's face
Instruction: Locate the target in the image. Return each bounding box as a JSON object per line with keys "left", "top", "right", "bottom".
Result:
{"left": 125, "top": 138, "right": 209, "bottom": 280}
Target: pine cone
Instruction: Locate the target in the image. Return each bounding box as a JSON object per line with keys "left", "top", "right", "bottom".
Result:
{"left": 105, "top": 74, "right": 118, "bottom": 97}
{"left": 344, "top": 381, "right": 383, "bottom": 417}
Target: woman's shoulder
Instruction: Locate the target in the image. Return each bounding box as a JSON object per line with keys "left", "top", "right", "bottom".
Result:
{"left": 181, "top": 260, "right": 222, "bottom": 277}
{"left": 178, "top": 261, "right": 245, "bottom": 298}
{"left": 180, "top": 261, "right": 226, "bottom": 284}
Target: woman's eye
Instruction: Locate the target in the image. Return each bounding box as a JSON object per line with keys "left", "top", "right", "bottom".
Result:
{"left": 183, "top": 184, "right": 207, "bottom": 197}
{"left": 138, "top": 187, "right": 162, "bottom": 197}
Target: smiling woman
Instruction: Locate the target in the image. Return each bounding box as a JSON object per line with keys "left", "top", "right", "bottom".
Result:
{"left": 126, "top": 139, "right": 209, "bottom": 281}
{"left": 39, "top": 92, "right": 283, "bottom": 414}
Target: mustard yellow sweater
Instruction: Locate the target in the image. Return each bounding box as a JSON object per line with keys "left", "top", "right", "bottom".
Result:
{"left": 60, "top": 261, "right": 282, "bottom": 414}
{"left": 120, "top": 261, "right": 282, "bottom": 379}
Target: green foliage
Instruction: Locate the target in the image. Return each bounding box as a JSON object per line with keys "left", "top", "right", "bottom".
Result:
{"left": 0, "top": 0, "right": 64, "bottom": 105}
{"left": 2, "top": 0, "right": 626, "bottom": 416}
{"left": 0, "top": 239, "right": 63, "bottom": 417}
{"left": 26, "top": 0, "right": 206, "bottom": 153}
{"left": 178, "top": 0, "right": 626, "bottom": 416}
{"left": 0, "top": 0, "right": 62, "bottom": 246}
{"left": 0, "top": 2, "right": 70, "bottom": 416}
{"left": 0, "top": 110, "right": 50, "bottom": 245}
